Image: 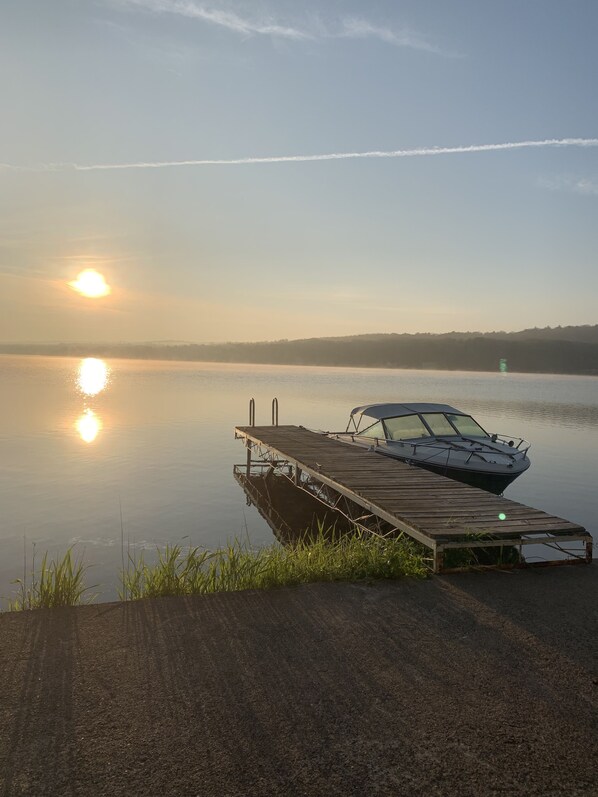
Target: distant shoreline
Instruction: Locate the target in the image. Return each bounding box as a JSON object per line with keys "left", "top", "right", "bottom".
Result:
{"left": 2, "top": 328, "right": 598, "bottom": 377}
{"left": 1, "top": 349, "right": 597, "bottom": 379}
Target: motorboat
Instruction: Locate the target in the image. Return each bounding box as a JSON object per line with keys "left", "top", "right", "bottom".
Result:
{"left": 329, "top": 402, "right": 531, "bottom": 494}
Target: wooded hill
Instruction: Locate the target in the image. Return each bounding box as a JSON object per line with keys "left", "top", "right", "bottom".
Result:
{"left": 2, "top": 325, "right": 598, "bottom": 375}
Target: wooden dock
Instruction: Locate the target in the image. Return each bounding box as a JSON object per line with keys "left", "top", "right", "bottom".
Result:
{"left": 235, "top": 425, "right": 592, "bottom": 572}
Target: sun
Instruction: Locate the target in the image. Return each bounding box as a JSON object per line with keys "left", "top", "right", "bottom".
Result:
{"left": 68, "top": 269, "right": 111, "bottom": 298}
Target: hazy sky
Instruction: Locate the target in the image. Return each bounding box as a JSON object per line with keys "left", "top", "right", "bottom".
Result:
{"left": 1, "top": 0, "right": 598, "bottom": 343}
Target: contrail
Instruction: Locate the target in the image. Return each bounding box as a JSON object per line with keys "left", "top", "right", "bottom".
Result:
{"left": 73, "top": 138, "right": 598, "bottom": 171}
{"left": 1, "top": 138, "right": 597, "bottom": 173}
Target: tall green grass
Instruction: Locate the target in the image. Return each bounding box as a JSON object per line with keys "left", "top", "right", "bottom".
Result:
{"left": 7, "top": 547, "right": 94, "bottom": 611}
{"left": 2, "top": 529, "right": 426, "bottom": 611}
{"left": 120, "top": 528, "right": 427, "bottom": 600}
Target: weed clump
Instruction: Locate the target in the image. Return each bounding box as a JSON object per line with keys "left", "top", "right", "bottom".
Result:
{"left": 7, "top": 548, "right": 94, "bottom": 611}
{"left": 120, "top": 527, "right": 426, "bottom": 600}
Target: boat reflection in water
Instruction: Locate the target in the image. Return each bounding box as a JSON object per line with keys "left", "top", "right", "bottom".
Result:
{"left": 74, "top": 358, "right": 110, "bottom": 443}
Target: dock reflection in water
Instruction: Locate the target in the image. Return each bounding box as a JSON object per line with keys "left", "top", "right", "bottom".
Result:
{"left": 234, "top": 467, "right": 354, "bottom": 545}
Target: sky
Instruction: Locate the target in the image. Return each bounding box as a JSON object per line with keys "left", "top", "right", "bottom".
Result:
{"left": 1, "top": 0, "right": 598, "bottom": 343}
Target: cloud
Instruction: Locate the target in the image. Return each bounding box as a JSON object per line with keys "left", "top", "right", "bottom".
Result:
{"left": 69, "top": 137, "right": 598, "bottom": 172}
{"left": 337, "top": 18, "right": 451, "bottom": 56}
{"left": 575, "top": 178, "right": 598, "bottom": 195}
{"left": 119, "top": 0, "right": 311, "bottom": 40}
{"left": 0, "top": 162, "right": 61, "bottom": 172}
{"left": 539, "top": 175, "right": 598, "bottom": 196}
{"left": 114, "top": 1, "right": 452, "bottom": 53}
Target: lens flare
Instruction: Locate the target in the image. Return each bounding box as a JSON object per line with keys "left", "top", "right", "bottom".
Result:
{"left": 76, "top": 409, "right": 102, "bottom": 443}
{"left": 68, "top": 269, "right": 111, "bottom": 298}
{"left": 77, "top": 358, "right": 109, "bottom": 396}
{"left": 498, "top": 513, "right": 507, "bottom": 521}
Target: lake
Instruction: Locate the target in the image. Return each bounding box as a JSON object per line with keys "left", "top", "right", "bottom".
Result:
{"left": 0, "top": 354, "right": 596, "bottom": 603}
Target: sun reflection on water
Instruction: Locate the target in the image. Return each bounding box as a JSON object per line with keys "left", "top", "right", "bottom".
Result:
{"left": 76, "top": 409, "right": 102, "bottom": 443}
{"left": 78, "top": 358, "right": 110, "bottom": 396}
{"left": 74, "top": 358, "right": 110, "bottom": 443}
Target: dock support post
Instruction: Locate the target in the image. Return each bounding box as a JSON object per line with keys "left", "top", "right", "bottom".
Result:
{"left": 585, "top": 538, "right": 593, "bottom": 564}
{"left": 294, "top": 466, "right": 302, "bottom": 486}
{"left": 246, "top": 441, "right": 252, "bottom": 477}
{"left": 434, "top": 547, "right": 444, "bottom": 574}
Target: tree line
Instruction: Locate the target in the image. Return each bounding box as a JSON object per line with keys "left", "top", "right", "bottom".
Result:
{"left": 2, "top": 326, "right": 598, "bottom": 375}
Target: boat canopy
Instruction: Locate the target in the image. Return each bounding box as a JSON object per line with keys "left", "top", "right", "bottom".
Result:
{"left": 350, "top": 402, "right": 463, "bottom": 421}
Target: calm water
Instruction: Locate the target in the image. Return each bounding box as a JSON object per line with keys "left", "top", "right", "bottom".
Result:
{"left": 0, "top": 355, "right": 596, "bottom": 602}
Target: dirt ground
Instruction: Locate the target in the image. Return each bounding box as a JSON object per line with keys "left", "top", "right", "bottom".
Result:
{"left": 0, "top": 566, "right": 596, "bottom": 797}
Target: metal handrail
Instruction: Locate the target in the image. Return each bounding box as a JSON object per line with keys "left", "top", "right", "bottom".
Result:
{"left": 491, "top": 434, "right": 531, "bottom": 455}
{"left": 247, "top": 397, "right": 280, "bottom": 427}
{"left": 332, "top": 430, "right": 530, "bottom": 468}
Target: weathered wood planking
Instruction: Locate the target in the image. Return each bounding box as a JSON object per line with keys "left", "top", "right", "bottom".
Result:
{"left": 235, "top": 425, "right": 587, "bottom": 546}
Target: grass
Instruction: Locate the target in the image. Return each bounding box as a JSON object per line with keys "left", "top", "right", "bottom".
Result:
{"left": 6, "top": 547, "right": 94, "bottom": 611}
{"left": 2, "top": 527, "right": 426, "bottom": 611}
{"left": 2, "top": 526, "right": 530, "bottom": 611}
{"left": 120, "top": 527, "right": 427, "bottom": 600}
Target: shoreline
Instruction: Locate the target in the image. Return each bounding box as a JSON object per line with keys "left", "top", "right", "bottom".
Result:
{"left": 1, "top": 348, "right": 598, "bottom": 378}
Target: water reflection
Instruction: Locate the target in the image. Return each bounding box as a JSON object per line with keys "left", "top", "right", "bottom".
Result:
{"left": 77, "top": 358, "right": 109, "bottom": 396}
{"left": 74, "top": 358, "right": 110, "bottom": 443}
{"left": 76, "top": 409, "right": 102, "bottom": 443}
{"left": 462, "top": 397, "right": 598, "bottom": 430}
{"left": 234, "top": 469, "right": 353, "bottom": 545}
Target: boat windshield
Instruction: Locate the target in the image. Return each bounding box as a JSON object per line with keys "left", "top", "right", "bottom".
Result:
{"left": 446, "top": 413, "right": 488, "bottom": 437}
{"left": 421, "top": 413, "right": 456, "bottom": 436}
{"left": 357, "top": 421, "right": 385, "bottom": 439}
{"left": 383, "top": 415, "right": 430, "bottom": 441}
{"left": 356, "top": 410, "right": 489, "bottom": 441}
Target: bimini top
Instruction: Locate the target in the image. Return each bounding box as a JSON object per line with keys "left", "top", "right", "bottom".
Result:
{"left": 350, "top": 402, "right": 463, "bottom": 421}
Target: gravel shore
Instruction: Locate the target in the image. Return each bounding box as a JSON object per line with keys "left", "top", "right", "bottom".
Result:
{"left": 0, "top": 566, "right": 596, "bottom": 796}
